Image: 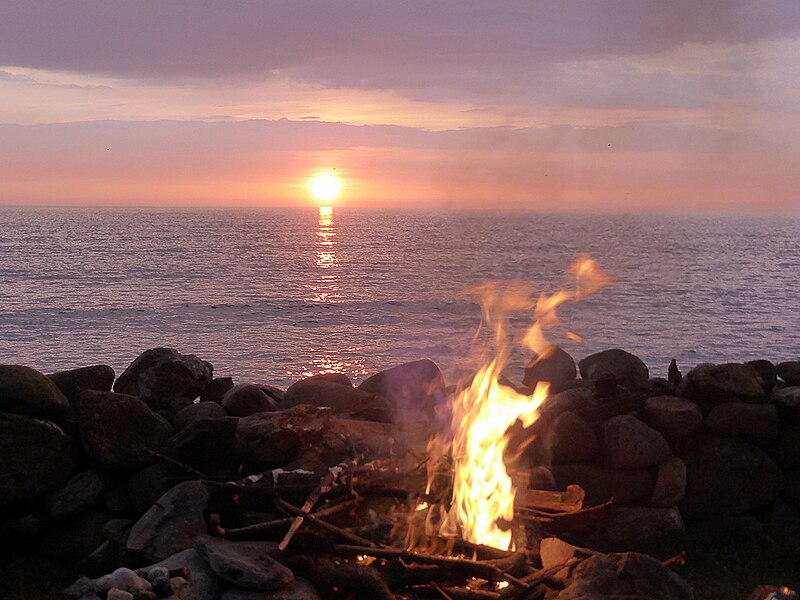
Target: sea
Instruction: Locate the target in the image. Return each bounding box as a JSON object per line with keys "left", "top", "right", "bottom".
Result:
{"left": 1, "top": 206, "right": 798, "bottom": 388}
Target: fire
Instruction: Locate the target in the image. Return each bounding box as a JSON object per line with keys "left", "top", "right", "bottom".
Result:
{"left": 420, "top": 255, "right": 612, "bottom": 550}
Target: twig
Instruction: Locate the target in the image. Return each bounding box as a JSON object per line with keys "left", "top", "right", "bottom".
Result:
{"left": 146, "top": 449, "right": 210, "bottom": 480}
{"left": 223, "top": 499, "right": 358, "bottom": 540}
{"left": 434, "top": 582, "right": 455, "bottom": 600}
{"left": 662, "top": 551, "right": 686, "bottom": 568}
{"left": 276, "top": 499, "right": 380, "bottom": 548}
{"left": 279, "top": 473, "right": 333, "bottom": 551}
{"left": 500, "top": 557, "right": 581, "bottom": 599}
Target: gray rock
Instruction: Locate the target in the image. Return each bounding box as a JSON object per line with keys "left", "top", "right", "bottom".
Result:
{"left": 105, "top": 567, "right": 152, "bottom": 595}
{"left": 45, "top": 469, "right": 107, "bottom": 520}
{"left": 222, "top": 384, "right": 278, "bottom": 417}
{"left": 650, "top": 456, "right": 687, "bottom": 507}
{"left": 36, "top": 511, "right": 112, "bottom": 559}
{"left": 221, "top": 579, "right": 321, "bottom": 600}
{"left": 557, "top": 552, "right": 692, "bottom": 600}
{"left": 551, "top": 464, "right": 653, "bottom": 506}
{"left": 767, "top": 426, "right": 800, "bottom": 469}
{"left": 537, "top": 411, "right": 599, "bottom": 464}
{"left": 127, "top": 463, "right": 172, "bottom": 515}
{"left": 522, "top": 346, "right": 576, "bottom": 391}
{"left": 104, "top": 485, "right": 134, "bottom": 513}
{"left": 357, "top": 359, "right": 445, "bottom": 416}
{"left": 783, "top": 467, "right": 800, "bottom": 510}
{"left": 679, "top": 433, "right": 784, "bottom": 518}
{"left": 284, "top": 378, "right": 382, "bottom": 419}
{"left": 638, "top": 396, "right": 703, "bottom": 443}
{"left": 679, "top": 363, "right": 766, "bottom": 412}
{"left": 540, "top": 386, "right": 593, "bottom": 417}
{"left": 233, "top": 411, "right": 303, "bottom": 466}
{"left": 771, "top": 386, "right": 800, "bottom": 423}
{"left": 143, "top": 548, "right": 221, "bottom": 600}
{"left": 48, "top": 365, "right": 116, "bottom": 405}
{"left": 78, "top": 389, "right": 173, "bottom": 470}
{"left": 107, "top": 589, "right": 134, "bottom": 600}
{"left": 777, "top": 361, "right": 800, "bottom": 385}
{"left": 64, "top": 576, "right": 98, "bottom": 600}
{"left": 596, "top": 506, "right": 685, "bottom": 555}
{"left": 766, "top": 498, "right": 800, "bottom": 542}
{"left": 746, "top": 360, "right": 778, "bottom": 392}
{"left": 201, "top": 377, "right": 236, "bottom": 404}
{"left": 603, "top": 415, "right": 671, "bottom": 469}
{"left": 1, "top": 511, "right": 47, "bottom": 540}
{"left": 127, "top": 481, "right": 210, "bottom": 563}
{"left": 193, "top": 535, "right": 294, "bottom": 591}
{"left": 578, "top": 349, "right": 649, "bottom": 389}
{"left": 0, "top": 412, "right": 77, "bottom": 509}
{"left": 173, "top": 401, "right": 227, "bottom": 430}
{"left": 161, "top": 416, "right": 239, "bottom": 476}
{"left": 0, "top": 364, "right": 69, "bottom": 418}
{"left": 114, "top": 348, "right": 213, "bottom": 411}
{"left": 706, "top": 402, "right": 778, "bottom": 444}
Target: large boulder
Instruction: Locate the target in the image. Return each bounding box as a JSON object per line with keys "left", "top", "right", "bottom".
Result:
{"left": 536, "top": 411, "right": 599, "bottom": 464}
{"left": 36, "top": 511, "right": 113, "bottom": 559}
{"left": 114, "top": 348, "right": 213, "bottom": 412}
{"left": 222, "top": 384, "right": 278, "bottom": 417}
{"left": 78, "top": 390, "right": 173, "bottom": 470}
{"left": 161, "top": 417, "right": 239, "bottom": 477}
{"left": 557, "top": 552, "right": 692, "bottom": 600}
{"left": 48, "top": 365, "right": 116, "bottom": 405}
{"left": 678, "top": 363, "right": 766, "bottom": 412}
{"left": 603, "top": 415, "right": 671, "bottom": 469}
{"left": 126, "top": 481, "right": 210, "bottom": 563}
{"left": 650, "top": 457, "right": 687, "bottom": 507}
{"left": 173, "top": 401, "right": 227, "bottom": 431}
{"left": 283, "top": 378, "right": 389, "bottom": 422}
{"left": 127, "top": 463, "right": 173, "bottom": 516}
{"left": 771, "top": 387, "right": 800, "bottom": 423}
{"left": 551, "top": 464, "right": 653, "bottom": 506}
{"left": 638, "top": 396, "right": 703, "bottom": 443}
{"left": 767, "top": 425, "right": 800, "bottom": 470}
{"left": 679, "top": 433, "right": 784, "bottom": 519}
{"left": 777, "top": 361, "right": 800, "bottom": 385}
{"left": 357, "top": 359, "right": 446, "bottom": 416}
{"left": 0, "top": 412, "right": 77, "bottom": 509}
{"left": 595, "top": 506, "right": 685, "bottom": 555}
{"left": 193, "top": 535, "right": 294, "bottom": 591}
{"left": 522, "top": 346, "right": 577, "bottom": 391}
{"left": 705, "top": 402, "right": 779, "bottom": 445}
{"left": 45, "top": 469, "right": 108, "bottom": 521}
{"left": 578, "top": 349, "right": 649, "bottom": 390}
{"left": 201, "top": 377, "right": 236, "bottom": 404}
{"left": 0, "top": 364, "right": 69, "bottom": 418}
{"left": 745, "top": 360, "right": 778, "bottom": 392}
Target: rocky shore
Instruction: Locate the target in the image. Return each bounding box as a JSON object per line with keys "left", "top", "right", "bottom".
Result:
{"left": 1, "top": 347, "right": 800, "bottom": 599}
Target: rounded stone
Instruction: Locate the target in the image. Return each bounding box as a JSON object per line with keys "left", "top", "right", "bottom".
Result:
{"left": 777, "top": 361, "right": 800, "bottom": 385}
{"left": 638, "top": 395, "right": 703, "bottom": 442}
{"left": 650, "top": 456, "right": 687, "bottom": 507}
{"left": 679, "top": 363, "right": 766, "bottom": 412}
{"left": 705, "top": 402, "right": 778, "bottom": 445}
{"left": 173, "top": 401, "right": 227, "bottom": 430}
{"left": 578, "top": 349, "right": 649, "bottom": 389}
{"left": 538, "top": 410, "right": 599, "bottom": 464}
{"left": 222, "top": 384, "right": 278, "bottom": 417}
{"left": 0, "top": 364, "right": 69, "bottom": 418}
{"left": 771, "top": 386, "right": 800, "bottom": 423}
{"left": 603, "top": 414, "right": 671, "bottom": 469}
{"left": 522, "top": 346, "right": 577, "bottom": 391}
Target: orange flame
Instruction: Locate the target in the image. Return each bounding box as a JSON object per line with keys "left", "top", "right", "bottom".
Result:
{"left": 423, "top": 255, "right": 612, "bottom": 550}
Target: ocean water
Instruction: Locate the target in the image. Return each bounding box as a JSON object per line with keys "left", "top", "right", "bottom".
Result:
{"left": 0, "top": 206, "right": 798, "bottom": 388}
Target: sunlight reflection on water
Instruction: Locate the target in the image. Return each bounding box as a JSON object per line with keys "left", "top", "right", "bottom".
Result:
{"left": 305, "top": 206, "right": 343, "bottom": 304}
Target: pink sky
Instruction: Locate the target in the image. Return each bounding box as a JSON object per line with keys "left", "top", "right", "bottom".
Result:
{"left": 2, "top": 1, "right": 800, "bottom": 211}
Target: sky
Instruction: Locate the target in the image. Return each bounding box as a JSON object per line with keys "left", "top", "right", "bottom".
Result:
{"left": 1, "top": 1, "right": 800, "bottom": 211}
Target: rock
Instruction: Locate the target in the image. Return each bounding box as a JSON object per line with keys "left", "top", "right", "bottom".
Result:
{"left": 777, "top": 361, "right": 800, "bottom": 385}
{"left": 78, "top": 389, "right": 173, "bottom": 470}
{"left": 193, "top": 535, "right": 294, "bottom": 591}
{"left": 0, "top": 364, "right": 69, "bottom": 418}
{"left": 222, "top": 384, "right": 279, "bottom": 417}
{"left": 36, "top": 511, "right": 112, "bottom": 559}
{"left": 771, "top": 386, "right": 800, "bottom": 423}
{"left": 529, "top": 465, "right": 556, "bottom": 490}
{"left": 48, "top": 365, "right": 116, "bottom": 405}
{"left": 522, "top": 346, "right": 576, "bottom": 390}
{"left": 107, "top": 589, "right": 134, "bottom": 600}
{"left": 578, "top": 349, "right": 649, "bottom": 390}
{"left": 127, "top": 463, "right": 173, "bottom": 515}
{"left": 765, "top": 498, "right": 800, "bottom": 542}
{"left": 678, "top": 363, "right": 766, "bottom": 412}
{"left": 105, "top": 485, "right": 134, "bottom": 513}
{"left": 1, "top": 511, "right": 47, "bottom": 541}
{"left": 650, "top": 457, "right": 687, "bottom": 507}
{"left": 357, "top": 359, "right": 446, "bottom": 416}
{"left": 748, "top": 585, "right": 800, "bottom": 600}
{"left": 0, "top": 412, "right": 77, "bottom": 509}
{"left": 638, "top": 396, "right": 703, "bottom": 443}
{"left": 283, "top": 378, "right": 381, "bottom": 418}
{"left": 537, "top": 411, "right": 599, "bottom": 464}
{"left": 706, "top": 402, "right": 779, "bottom": 444}
{"left": 679, "top": 433, "right": 784, "bottom": 519}
{"left": 114, "top": 348, "right": 213, "bottom": 411}
{"left": 539, "top": 538, "right": 575, "bottom": 581}
{"left": 551, "top": 464, "right": 653, "bottom": 506}
{"left": 201, "top": 377, "right": 235, "bottom": 404}
{"left": 596, "top": 506, "right": 685, "bottom": 555}
{"left": 173, "top": 401, "right": 227, "bottom": 430}
{"left": 104, "top": 567, "right": 152, "bottom": 595}
{"left": 45, "top": 469, "right": 107, "bottom": 520}
{"left": 143, "top": 548, "right": 221, "bottom": 600}
{"left": 127, "top": 481, "right": 210, "bottom": 563}
{"left": 557, "top": 552, "right": 692, "bottom": 600}
{"left": 539, "top": 386, "right": 593, "bottom": 417}
{"left": 767, "top": 426, "right": 800, "bottom": 470}
{"left": 234, "top": 412, "right": 303, "bottom": 467}
{"left": 221, "top": 579, "right": 321, "bottom": 600}
{"left": 668, "top": 359, "right": 682, "bottom": 388}
{"left": 64, "top": 575, "right": 98, "bottom": 600}
{"left": 783, "top": 468, "right": 800, "bottom": 510}
{"left": 746, "top": 360, "right": 778, "bottom": 392}
{"left": 161, "top": 416, "right": 239, "bottom": 476}
{"left": 603, "top": 415, "right": 671, "bottom": 469}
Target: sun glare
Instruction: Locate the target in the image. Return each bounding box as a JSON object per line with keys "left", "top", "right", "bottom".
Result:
{"left": 310, "top": 173, "right": 341, "bottom": 202}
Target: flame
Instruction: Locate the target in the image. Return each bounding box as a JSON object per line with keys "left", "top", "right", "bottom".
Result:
{"left": 420, "top": 255, "right": 612, "bottom": 550}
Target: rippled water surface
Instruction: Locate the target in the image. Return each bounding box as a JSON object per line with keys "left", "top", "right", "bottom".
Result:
{"left": 1, "top": 207, "right": 798, "bottom": 387}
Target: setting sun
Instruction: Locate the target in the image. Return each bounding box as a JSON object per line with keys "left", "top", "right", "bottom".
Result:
{"left": 310, "top": 173, "right": 341, "bottom": 202}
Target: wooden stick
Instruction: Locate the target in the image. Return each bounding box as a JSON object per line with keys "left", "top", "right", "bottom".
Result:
{"left": 223, "top": 499, "right": 358, "bottom": 540}
{"left": 335, "top": 544, "right": 527, "bottom": 588}
{"left": 500, "top": 557, "right": 581, "bottom": 599}
{"left": 278, "top": 474, "right": 331, "bottom": 551}
{"left": 434, "top": 582, "right": 456, "bottom": 600}
{"left": 662, "top": 551, "right": 686, "bottom": 568}
{"left": 276, "top": 499, "right": 380, "bottom": 548}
